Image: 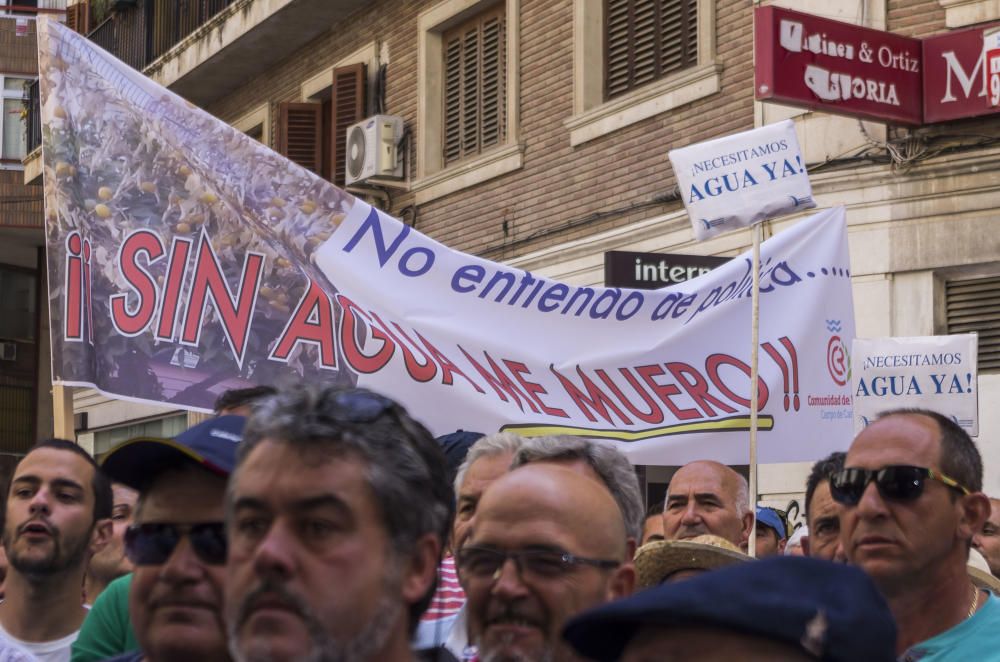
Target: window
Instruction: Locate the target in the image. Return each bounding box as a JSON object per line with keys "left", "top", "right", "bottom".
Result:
{"left": 442, "top": 6, "right": 506, "bottom": 165}
{"left": 0, "top": 266, "right": 36, "bottom": 341}
{"left": 415, "top": 0, "right": 521, "bottom": 205}
{"left": 566, "top": 0, "right": 717, "bottom": 146}
{"left": 946, "top": 274, "right": 1000, "bottom": 372}
{"left": 92, "top": 413, "right": 187, "bottom": 458}
{"left": 604, "top": 0, "right": 697, "bottom": 101}
{"left": 1, "top": 75, "right": 31, "bottom": 165}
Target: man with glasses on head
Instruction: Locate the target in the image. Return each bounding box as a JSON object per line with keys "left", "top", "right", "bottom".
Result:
{"left": 94, "top": 415, "right": 246, "bottom": 662}
{"left": 224, "top": 386, "right": 454, "bottom": 662}
{"left": 834, "top": 408, "right": 1000, "bottom": 659}
{"left": 459, "top": 463, "right": 635, "bottom": 662}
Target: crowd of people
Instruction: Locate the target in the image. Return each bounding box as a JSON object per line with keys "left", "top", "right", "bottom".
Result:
{"left": 1, "top": 384, "right": 998, "bottom": 661}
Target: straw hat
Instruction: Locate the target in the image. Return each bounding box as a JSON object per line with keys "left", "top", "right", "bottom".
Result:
{"left": 635, "top": 534, "right": 751, "bottom": 588}
{"left": 968, "top": 548, "right": 1000, "bottom": 594}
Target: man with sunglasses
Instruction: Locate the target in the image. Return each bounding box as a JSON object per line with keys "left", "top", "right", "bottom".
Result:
{"left": 224, "top": 386, "right": 454, "bottom": 662}
{"left": 459, "top": 462, "right": 635, "bottom": 662}
{"left": 834, "top": 408, "right": 998, "bottom": 659}
{"left": 95, "top": 415, "right": 246, "bottom": 662}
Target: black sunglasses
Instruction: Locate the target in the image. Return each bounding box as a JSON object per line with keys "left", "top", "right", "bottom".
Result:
{"left": 830, "top": 465, "right": 970, "bottom": 506}
{"left": 124, "top": 522, "right": 227, "bottom": 566}
{"left": 320, "top": 389, "right": 401, "bottom": 424}
{"left": 456, "top": 546, "right": 620, "bottom": 582}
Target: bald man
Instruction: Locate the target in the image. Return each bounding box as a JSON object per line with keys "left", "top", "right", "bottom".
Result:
{"left": 662, "top": 460, "right": 753, "bottom": 549}
{"left": 458, "top": 464, "right": 635, "bottom": 662}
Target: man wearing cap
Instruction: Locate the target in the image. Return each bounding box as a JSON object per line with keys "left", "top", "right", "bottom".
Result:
{"left": 93, "top": 415, "right": 246, "bottom": 662}
{"left": 459, "top": 463, "right": 634, "bottom": 662}
{"left": 836, "top": 408, "right": 1000, "bottom": 659}
{"left": 563, "top": 556, "right": 897, "bottom": 662}
{"left": 754, "top": 507, "right": 786, "bottom": 558}
{"left": 801, "top": 451, "right": 846, "bottom": 562}
{"left": 0, "top": 439, "right": 113, "bottom": 662}
{"left": 224, "top": 386, "right": 454, "bottom": 662}
{"left": 662, "top": 460, "right": 753, "bottom": 550}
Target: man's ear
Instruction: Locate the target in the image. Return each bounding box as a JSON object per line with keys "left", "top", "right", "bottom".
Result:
{"left": 959, "top": 493, "right": 991, "bottom": 543}
{"left": 400, "top": 533, "right": 442, "bottom": 607}
{"left": 607, "top": 561, "right": 636, "bottom": 599}
{"left": 89, "top": 518, "right": 113, "bottom": 556}
{"left": 800, "top": 535, "right": 811, "bottom": 557}
{"left": 741, "top": 511, "right": 755, "bottom": 544}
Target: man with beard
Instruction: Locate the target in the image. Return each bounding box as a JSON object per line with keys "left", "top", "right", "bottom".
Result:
{"left": 459, "top": 463, "right": 635, "bottom": 662}
{"left": 83, "top": 482, "right": 138, "bottom": 604}
{"left": 96, "top": 415, "right": 247, "bottom": 662}
{"left": 225, "top": 386, "right": 454, "bottom": 662}
{"left": 0, "top": 439, "right": 113, "bottom": 662}
{"left": 662, "top": 460, "right": 753, "bottom": 550}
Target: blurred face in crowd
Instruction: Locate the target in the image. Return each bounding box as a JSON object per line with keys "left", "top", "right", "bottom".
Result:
{"left": 462, "top": 464, "right": 634, "bottom": 662}
{"left": 641, "top": 514, "right": 665, "bottom": 546}
{"left": 973, "top": 498, "right": 1000, "bottom": 576}
{"left": 129, "top": 467, "right": 229, "bottom": 661}
{"left": 621, "top": 625, "right": 814, "bottom": 662}
{"left": 840, "top": 413, "right": 985, "bottom": 594}
{"left": 4, "top": 447, "right": 107, "bottom": 580}
{"left": 88, "top": 483, "right": 138, "bottom": 586}
{"left": 804, "top": 481, "right": 845, "bottom": 562}
{"left": 663, "top": 461, "right": 752, "bottom": 548}
{"left": 226, "top": 440, "right": 435, "bottom": 662}
{"left": 754, "top": 525, "right": 784, "bottom": 558}
{"left": 453, "top": 451, "right": 514, "bottom": 553}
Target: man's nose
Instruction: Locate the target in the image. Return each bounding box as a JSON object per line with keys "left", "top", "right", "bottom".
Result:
{"left": 680, "top": 502, "right": 702, "bottom": 524}
{"left": 28, "top": 488, "right": 52, "bottom": 515}
{"left": 491, "top": 557, "right": 529, "bottom": 600}
{"left": 251, "top": 520, "right": 297, "bottom": 581}
{"left": 855, "top": 480, "right": 889, "bottom": 519}
{"left": 160, "top": 536, "right": 205, "bottom": 584}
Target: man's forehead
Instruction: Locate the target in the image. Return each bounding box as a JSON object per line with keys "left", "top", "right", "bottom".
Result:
{"left": 847, "top": 413, "right": 941, "bottom": 467}
{"left": 460, "top": 452, "right": 512, "bottom": 493}
{"left": 14, "top": 447, "right": 93, "bottom": 484}
{"left": 669, "top": 465, "right": 730, "bottom": 495}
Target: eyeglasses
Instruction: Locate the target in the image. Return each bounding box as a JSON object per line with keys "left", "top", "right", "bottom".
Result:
{"left": 830, "top": 465, "right": 970, "bottom": 506}
{"left": 321, "top": 389, "right": 399, "bottom": 424}
{"left": 124, "top": 522, "right": 227, "bottom": 565}
{"left": 456, "top": 546, "right": 620, "bottom": 582}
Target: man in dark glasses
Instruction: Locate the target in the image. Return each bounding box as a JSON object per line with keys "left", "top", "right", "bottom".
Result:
{"left": 94, "top": 415, "right": 247, "bottom": 662}
{"left": 0, "top": 439, "right": 113, "bottom": 662}
{"left": 801, "top": 451, "right": 846, "bottom": 562}
{"left": 836, "top": 408, "right": 998, "bottom": 659}
{"left": 460, "top": 462, "right": 635, "bottom": 662}
{"left": 224, "top": 386, "right": 454, "bottom": 662}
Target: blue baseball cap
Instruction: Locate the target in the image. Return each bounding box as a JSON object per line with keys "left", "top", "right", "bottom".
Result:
{"left": 563, "top": 556, "right": 896, "bottom": 662}
{"left": 756, "top": 506, "right": 787, "bottom": 539}
{"left": 101, "top": 415, "right": 246, "bottom": 492}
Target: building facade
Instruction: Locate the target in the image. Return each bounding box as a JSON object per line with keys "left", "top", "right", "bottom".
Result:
{"left": 26, "top": 0, "right": 1000, "bottom": 520}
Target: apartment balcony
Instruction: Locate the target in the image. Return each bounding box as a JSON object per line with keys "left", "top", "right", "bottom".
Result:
{"left": 87, "top": 0, "right": 370, "bottom": 107}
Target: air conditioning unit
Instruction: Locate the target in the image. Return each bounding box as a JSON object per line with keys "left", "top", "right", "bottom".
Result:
{"left": 345, "top": 115, "right": 404, "bottom": 185}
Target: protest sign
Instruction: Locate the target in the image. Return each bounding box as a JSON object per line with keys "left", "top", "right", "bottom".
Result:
{"left": 38, "top": 18, "right": 856, "bottom": 465}
{"left": 852, "top": 335, "right": 978, "bottom": 435}
{"left": 668, "top": 120, "right": 815, "bottom": 241}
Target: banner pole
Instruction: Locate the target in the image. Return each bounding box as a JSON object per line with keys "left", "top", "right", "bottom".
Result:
{"left": 748, "top": 222, "right": 762, "bottom": 558}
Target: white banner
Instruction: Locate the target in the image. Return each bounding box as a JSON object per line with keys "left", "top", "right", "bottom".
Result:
{"left": 852, "top": 334, "right": 979, "bottom": 435}
{"left": 38, "top": 18, "right": 856, "bottom": 465}
{"left": 669, "top": 120, "right": 815, "bottom": 241}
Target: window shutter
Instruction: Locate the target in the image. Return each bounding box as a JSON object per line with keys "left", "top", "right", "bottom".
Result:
{"left": 277, "top": 102, "right": 322, "bottom": 174}
{"left": 330, "top": 63, "right": 366, "bottom": 187}
{"left": 443, "top": 6, "right": 506, "bottom": 166}
{"left": 66, "top": 2, "right": 90, "bottom": 35}
{"left": 605, "top": 0, "right": 697, "bottom": 101}
{"left": 946, "top": 275, "right": 1000, "bottom": 372}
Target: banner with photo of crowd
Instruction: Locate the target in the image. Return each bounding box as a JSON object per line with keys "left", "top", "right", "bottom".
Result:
{"left": 37, "top": 18, "right": 856, "bottom": 465}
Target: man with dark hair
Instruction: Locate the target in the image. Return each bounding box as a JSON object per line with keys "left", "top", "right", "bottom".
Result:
{"left": 0, "top": 439, "right": 113, "bottom": 661}
{"left": 213, "top": 385, "right": 277, "bottom": 416}
{"left": 641, "top": 501, "right": 665, "bottom": 546}
{"left": 802, "top": 451, "right": 845, "bottom": 562}
{"left": 836, "top": 408, "right": 999, "bottom": 658}
{"left": 225, "top": 386, "right": 454, "bottom": 662}
{"left": 974, "top": 496, "right": 1000, "bottom": 576}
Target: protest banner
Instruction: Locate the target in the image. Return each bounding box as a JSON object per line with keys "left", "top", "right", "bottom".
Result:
{"left": 852, "top": 334, "right": 979, "bottom": 435}
{"left": 37, "top": 18, "right": 856, "bottom": 465}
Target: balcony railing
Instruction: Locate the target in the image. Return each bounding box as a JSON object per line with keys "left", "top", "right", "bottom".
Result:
{"left": 89, "top": 0, "right": 237, "bottom": 73}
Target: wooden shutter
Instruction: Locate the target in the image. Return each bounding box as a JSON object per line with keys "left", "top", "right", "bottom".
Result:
{"left": 442, "top": 5, "right": 506, "bottom": 166}
{"left": 604, "top": 0, "right": 697, "bottom": 101}
{"left": 946, "top": 275, "right": 1000, "bottom": 371}
{"left": 277, "top": 102, "right": 322, "bottom": 174}
{"left": 330, "top": 64, "right": 366, "bottom": 187}
{"left": 65, "top": 2, "right": 90, "bottom": 35}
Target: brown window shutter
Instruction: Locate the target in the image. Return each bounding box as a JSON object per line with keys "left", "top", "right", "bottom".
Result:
{"left": 277, "top": 102, "right": 322, "bottom": 174}
{"left": 330, "top": 63, "right": 366, "bottom": 187}
{"left": 66, "top": 2, "right": 90, "bottom": 35}
{"left": 946, "top": 275, "right": 1000, "bottom": 372}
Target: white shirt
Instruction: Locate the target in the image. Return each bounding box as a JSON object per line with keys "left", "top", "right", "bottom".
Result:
{"left": 0, "top": 621, "right": 76, "bottom": 662}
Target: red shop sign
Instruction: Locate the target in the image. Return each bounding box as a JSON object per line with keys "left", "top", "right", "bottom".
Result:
{"left": 923, "top": 23, "right": 1000, "bottom": 123}
{"left": 755, "top": 6, "right": 923, "bottom": 125}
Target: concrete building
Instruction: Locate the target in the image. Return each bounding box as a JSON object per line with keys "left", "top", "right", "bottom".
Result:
{"left": 24, "top": 0, "right": 1000, "bottom": 524}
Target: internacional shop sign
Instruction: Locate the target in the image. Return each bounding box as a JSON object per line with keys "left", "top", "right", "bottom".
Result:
{"left": 755, "top": 6, "right": 923, "bottom": 125}
{"left": 37, "top": 18, "right": 857, "bottom": 466}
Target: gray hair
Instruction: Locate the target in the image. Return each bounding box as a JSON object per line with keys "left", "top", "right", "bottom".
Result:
{"left": 734, "top": 472, "right": 750, "bottom": 518}
{"left": 511, "top": 435, "right": 643, "bottom": 544}
{"left": 233, "top": 386, "right": 454, "bottom": 632}
{"left": 453, "top": 431, "right": 526, "bottom": 496}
